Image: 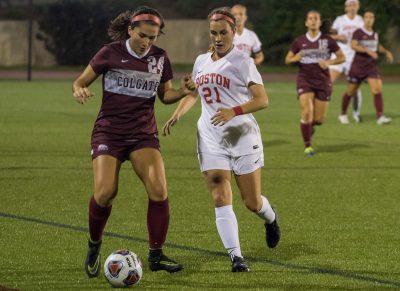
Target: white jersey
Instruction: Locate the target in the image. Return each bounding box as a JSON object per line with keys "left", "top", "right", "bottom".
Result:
{"left": 233, "top": 28, "right": 262, "bottom": 57}
{"left": 192, "top": 48, "right": 264, "bottom": 157}
{"left": 332, "top": 14, "right": 364, "bottom": 59}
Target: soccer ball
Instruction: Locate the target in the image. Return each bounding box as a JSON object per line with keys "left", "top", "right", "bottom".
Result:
{"left": 104, "top": 250, "right": 143, "bottom": 287}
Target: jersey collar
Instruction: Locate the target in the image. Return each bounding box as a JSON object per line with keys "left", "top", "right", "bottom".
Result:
{"left": 306, "top": 32, "right": 321, "bottom": 42}
{"left": 125, "top": 39, "right": 151, "bottom": 59}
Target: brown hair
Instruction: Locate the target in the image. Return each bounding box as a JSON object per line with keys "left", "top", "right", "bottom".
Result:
{"left": 108, "top": 6, "right": 165, "bottom": 41}
{"left": 207, "top": 7, "right": 236, "bottom": 53}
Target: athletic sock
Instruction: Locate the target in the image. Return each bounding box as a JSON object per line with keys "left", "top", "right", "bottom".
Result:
{"left": 353, "top": 89, "right": 363, "bottom": 114}
{"left": 300, "top": 121, "right": 312, "bottom": 148}
{"left": 88, "top": 196, "right": 112, "bottom": 242}
{"left": 374, "top": 93, "right": 384, "bottom": 118}
{"left": 215, "top": 205, "right": 242, "bottom": 260}
{"left": 341, "top": 93, "right": 352, "bottom": 115}
{"left": 257, "top": 196, "right": 276, "bottom": 224}
{"left": 147, "top": 198, "right": 169, "bottom": 249}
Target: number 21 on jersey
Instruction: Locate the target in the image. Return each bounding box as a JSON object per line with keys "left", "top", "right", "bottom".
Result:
{"left": 202, "top": 87, "right": 221, "bottom": 104}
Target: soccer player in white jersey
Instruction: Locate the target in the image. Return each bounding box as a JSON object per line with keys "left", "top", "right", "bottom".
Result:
{"left": 231, "top": 4, "right": 264, "bottom": 65}
{"left": 162, "top": 7, "right": 280, "bottom": 272}
{"left": 329, "top": 0, "right": 364, "bottom": 124}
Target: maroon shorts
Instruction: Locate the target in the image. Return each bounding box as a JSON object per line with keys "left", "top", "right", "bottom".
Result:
{"left": 297, "top": 86, "right": 332, "bottom": 101}
{"left": 347, "top": 65, "right": 380, "bottom": 84}
{"left": 91, "top": 135, "right": 160, "bottom": 162}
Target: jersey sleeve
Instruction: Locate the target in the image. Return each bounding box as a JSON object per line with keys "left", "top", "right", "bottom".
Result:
{"left": 89, "top": 46, "right": 110, "bottom": 75}
{"left": 191, "top": 55, "right": 202, "bottom": 83}
{"left": 289, "top": 38, "right": 300, "bottom": 54}
{"left": 160, "top": 53, "right": 173, "bottom": 83}
{"left": 238, "top": 57, "right": 263, "bottom": 86}
{"left": 352, "top": 29, "right": 363, "bottom": 41}
{"left": 251, "top": 31, "right": 262, "bottom": 54}
{"left": 327, "top": 36, "right": 340, "bottom": 53}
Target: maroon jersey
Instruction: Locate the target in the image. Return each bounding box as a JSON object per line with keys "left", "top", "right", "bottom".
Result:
{"left": 89, "top": 40, "right": 173, "bottom": 142}
{"left": 348, "top": 28, "right": 380, "bottom": 83}
{"left": 290, "top": 33, "right": 339, "bottom": 91}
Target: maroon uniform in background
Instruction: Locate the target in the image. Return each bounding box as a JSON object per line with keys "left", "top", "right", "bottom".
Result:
{"left": 89, "top": 40, "right": 173, "bottom": 161}
{"left": 290, "top": 33, "right": 340, "bottom": 100}
{"left": 348, "top": 28, "right": 380, "bottom": 83}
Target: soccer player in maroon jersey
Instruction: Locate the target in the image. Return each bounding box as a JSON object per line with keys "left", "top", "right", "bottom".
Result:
{"left": 340, "top": 10, "right": 394, "bottom": 125}
{"left": 285, "top": 10, "right": 345, "bottom": 156}
{"left": 72, "top": 6, "right": 193, "bottom": 277}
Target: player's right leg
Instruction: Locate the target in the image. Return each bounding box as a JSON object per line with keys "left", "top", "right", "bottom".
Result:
{"left": 339, "top": 82, "right": 359, "bottom": 124}
{"left": 130, "top": 148, "right": 183, "bottom": 273}
{"left": 85, "top": 155, "right": 121, "bottom": 278}
{"left": 299, "top": 92, "right": 315, "bottom": 155}
{"left": 234, "top": 166, "right": 280, "bottom": 249}
{"left": 202, "top": 164, "right": 249, "bottom": 272}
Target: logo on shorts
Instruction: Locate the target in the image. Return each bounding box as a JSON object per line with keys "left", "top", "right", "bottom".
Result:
{"left": 298, "top": 88, "right": 304, "bottom": 94}
{"left": 98, "top": 144, "right": 109, "bottom": 151}
{"left": 253, "top": 145, "right": 259, "bottom": 150}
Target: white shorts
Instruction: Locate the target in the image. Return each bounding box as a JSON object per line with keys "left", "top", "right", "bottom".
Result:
{"left": 198, "top": 151, "right": 264, "bottom": 175}
{"left": 330, "top": 58, "right": 352, "bottom": 76}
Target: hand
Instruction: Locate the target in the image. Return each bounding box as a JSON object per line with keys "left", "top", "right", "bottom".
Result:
{"left": 211, "top": 108, "right": 235, "bottom": 126}
{"left": 337, "top": 35, "right": 347, "bottom": 43}
{"left": 367, "top": 50, "right": 378, "bottom": 60}
{"left": 162, "top": 115, "right": 179, "bottom": 136}
{"left": 73, "top": 87, "right": 94, "bottom": 104}
{"left": 385, "top": 51, "right": 394, "bottom": 64}
{"left": 318, "top": 60, "right": 330, "bottom": 70}
{"left": 180, "top": 74, "right": 196, "bottom": 95}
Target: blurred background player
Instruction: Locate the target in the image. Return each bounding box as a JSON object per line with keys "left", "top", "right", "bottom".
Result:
{"left": 330, "top": 0, "right": 364, "bottom": 124}
{"left": 285, "top": 10, "right": 345, "bottom": 156}
{"left": 231, "top": 4, "right": 264, "bottom": 65}
{"left": 341, "top": 10, "right": 393, "bottom": 125}
{"left": 163, "top": 7, "right": 280, "bottom": 272}
{"left": 72, "top": 6, "right": 192, "bottom": 278}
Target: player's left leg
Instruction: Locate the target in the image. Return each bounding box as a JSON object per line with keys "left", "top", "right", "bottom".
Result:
{"left": 234, "top": 166, "right": 280, "bottom": 249}
{"left": 129, "top": 148, "right": 183, "bottom": 273}
{"left": 299, "top": 92, "right": 315, "bottom": 155}
{"left": 352, "top": 89, "right": 363, "bottom": 123}
{"left": 368, "top": 78, "right": 391, "bottom": 125}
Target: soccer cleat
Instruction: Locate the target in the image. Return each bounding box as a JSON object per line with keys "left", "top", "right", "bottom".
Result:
{"left": 338, "top": 114, "right": 349, "bottom": 124}
{"left": 231, "top": 256, "right": 250, "bottom": 272}
{"left": 304, "top": 147, "right": 314, "bottom": 156}
{"left": 85, "top": 239, "right": 102, "bottom": 278}
{"left": 352, "top": 112, "right": 362, "bottom": 123}
{"left": 265, "top": 208, "right": 281, "bottom": 248}
{"left": 377, "top": 115, "right": 392, "bottom": 125}
{"left": 148, "top": 250, "right": 183, "bottom": 273}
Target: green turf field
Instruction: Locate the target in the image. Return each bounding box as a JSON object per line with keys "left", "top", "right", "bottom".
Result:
{"left": 0, "top": 79, "right": 399, "bottom": 290}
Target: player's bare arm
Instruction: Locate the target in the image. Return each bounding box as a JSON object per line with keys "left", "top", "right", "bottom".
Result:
{"left": 157, "top": 75, "right": 195, "bottom": 104}
{"left": 319, "top": 49, "right": 345, "bottom": 69}
{"left": 285, "top": 51, "right": 303, "bottom": 65}
{"left": 351, "top": 39, "right": 378, "bottom": 59}
{"left": 162, "top": 90, "right": 198, "bottom": 136}
{"left": 253, "top": 51, "right": 264, "bottom": 65}
{"left": 72, "top": 65, "right": 98, "bottom": 104}
{"left": 378, "top": 44, "right": 394, "bottom": 64}
{"left": 211, "top": 82, "right": 268, "bottom": 126}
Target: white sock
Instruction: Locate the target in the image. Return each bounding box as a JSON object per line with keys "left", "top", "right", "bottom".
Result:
{"left": 257, "top": 195, "right": 276, "bottom": 224}
{"left": 215, "top": 205, "right": 242, "bottom": 260}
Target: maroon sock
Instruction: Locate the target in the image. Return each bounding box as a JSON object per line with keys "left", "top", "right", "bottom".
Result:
{"left": 147, "top": 198, "right": 170, "bottom": 249}
{"left": 341, "top": 93, "right": 352, "bottom": 115}
{"left": 300, "top": 122, "right": 312, "bottom": 148}
{"left": 374, "top": 93, "right": 383, "bottom": 118}
{"left": 88, "top": 196, "right": 112, "bottom": 242}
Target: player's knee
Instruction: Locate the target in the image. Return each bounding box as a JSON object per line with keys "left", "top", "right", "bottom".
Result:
{"left": 95, "top": 186, "right": 118, "bottom": 206}
{"left": 147, "top": 181, "right": 167, "bottom": 201}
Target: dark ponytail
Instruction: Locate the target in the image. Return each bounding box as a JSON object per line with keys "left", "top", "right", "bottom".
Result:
{"left": 320, "top": 19, "right": 333, "bottom": 34}
{"left": 108, "top": 6, "right": 165, "bottom": 41}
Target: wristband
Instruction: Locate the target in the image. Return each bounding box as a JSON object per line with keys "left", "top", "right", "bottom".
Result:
{"left": 232, "top": 106, "right": 244, "bottom": 116}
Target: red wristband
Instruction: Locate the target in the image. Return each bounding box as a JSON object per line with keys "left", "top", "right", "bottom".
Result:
{"left": 232, "top": 106, "right": 244, "bottom": 116}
